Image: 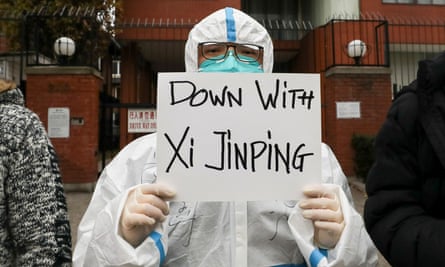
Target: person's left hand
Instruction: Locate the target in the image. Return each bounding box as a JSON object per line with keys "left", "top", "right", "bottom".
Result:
{"left": 298, "top": 184, "right": 345, "bottom": 249}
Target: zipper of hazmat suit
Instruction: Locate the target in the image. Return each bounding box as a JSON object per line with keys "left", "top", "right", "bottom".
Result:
{"left": 232, "top": 201, "right": 248, "bottom": 266}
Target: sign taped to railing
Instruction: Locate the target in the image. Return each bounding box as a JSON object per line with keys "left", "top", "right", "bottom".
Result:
{"left": 156, "top": 72, "right": 321, "bottom": 201}
{"left": 128, "top": 108, "right": 157, "bottom": 133}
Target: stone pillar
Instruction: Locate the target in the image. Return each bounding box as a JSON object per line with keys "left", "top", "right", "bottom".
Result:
{"left": 26, "top": 66, "right": 102, "bottom": 185}
{"left": 324, "top": 66, "right": 392, "bottom": 176}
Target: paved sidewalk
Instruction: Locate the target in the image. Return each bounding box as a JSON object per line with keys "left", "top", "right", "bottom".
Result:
{"left": 348, "top": 177, "right": 392, "bottom": 267}
{"left": 66, "top": 190, "right": 93, "bottom": 247}
{"left": 65, "top": 178, "right": 391, "bottom": 266}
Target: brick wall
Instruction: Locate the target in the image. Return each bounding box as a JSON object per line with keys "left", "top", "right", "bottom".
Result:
{"left": 323, "top": 66, "right": 392, "bottom": 177}
{"left": 26, "top": 66, "right": 102, "bottom": 183}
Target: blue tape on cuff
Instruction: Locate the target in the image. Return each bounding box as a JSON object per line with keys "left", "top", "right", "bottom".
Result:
{"left": 273, "top": 264, "right": 307, "bottom": 267}
{"left": 225, "top": 7, "right": 236, "bottom": 42}
{"left": 149, "top": 231, "right": 166, "bottom": 265}
{"left": 309, "top": 248, "right": 328, "bottom": 267}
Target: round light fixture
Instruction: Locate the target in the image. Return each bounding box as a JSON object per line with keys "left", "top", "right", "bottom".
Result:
{"left": 54, "top": 37, "right": 76, "bottom": 57}
{"left": 347, "top": 39, "right": 367, "bottom": 65}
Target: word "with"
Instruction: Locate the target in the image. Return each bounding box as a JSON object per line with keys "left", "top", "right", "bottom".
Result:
{"left": 168, "top": 79, "right": 314, "bottom": 110}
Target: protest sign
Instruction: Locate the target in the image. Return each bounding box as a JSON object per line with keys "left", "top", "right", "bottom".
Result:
{"left": 156, "top": 72, "right": 321, "bottom": 201}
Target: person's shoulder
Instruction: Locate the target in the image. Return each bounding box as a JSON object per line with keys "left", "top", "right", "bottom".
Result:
{"left": 113, "top": 133, "right": 158, "bottom": 159}
{"left": 394, "top": 80, "right": 417, "bottom": 98}
{"left": 321, "top": 142, "right": 331, "bottom": 155}
{"left": 0, "top": 104, "right": 43, "bottom": 132}
{"left": 0, "top": 105, "right": 48, "bottom": 155}
{"left": 382, "top": 82, "right": 420, "bottom": 136}
{"left": 389, "top": 82, "right": 419, "bottom": 118}
{"left": 103, "top": 133, "right": 158, "bottom": 178}
{"left": 125, "top": 133, "right": 157, "bottom": 148}
{"left": 393, "top": 81, "right": 418, "bottom": 105}
{"left": 320, "top": 142, "right": 338, "bottom": 161}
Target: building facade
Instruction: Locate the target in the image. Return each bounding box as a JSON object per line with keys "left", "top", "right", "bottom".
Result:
{"left": 111, "top": 0, "right": 390, "bottom": 177}
{"left": 1, "top": 0, "right": 445, "bottom": 180}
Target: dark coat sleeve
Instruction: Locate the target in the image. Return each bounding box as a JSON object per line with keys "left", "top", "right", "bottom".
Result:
{"left": 364, "top": 91, "right": 445, "bottom": 267}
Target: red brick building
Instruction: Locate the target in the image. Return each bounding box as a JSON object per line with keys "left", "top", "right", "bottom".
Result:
{"left": 111, "top": 0, "right": 393, "bottom": 178}
{"left": 109, "top": 0, "right": 445, "bottom": 177}
{"left": 3, "top": 0, "right": 445, "bottom": 183}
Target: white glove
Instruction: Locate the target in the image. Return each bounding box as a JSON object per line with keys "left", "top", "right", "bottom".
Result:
{"left": 298, "top": 184, "right": 345, "bottom": 249}
{"left": 119, "top": 183, "right": 176, "bottom": 247}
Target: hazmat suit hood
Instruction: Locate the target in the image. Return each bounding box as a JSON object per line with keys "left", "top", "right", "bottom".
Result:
{"left": 185, "top": 7, "right": 274, "bottom": 73}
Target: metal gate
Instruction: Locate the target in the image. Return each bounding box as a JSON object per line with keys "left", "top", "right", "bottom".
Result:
{"left": 98, "top": 100, "right": 156, "bottom": 173}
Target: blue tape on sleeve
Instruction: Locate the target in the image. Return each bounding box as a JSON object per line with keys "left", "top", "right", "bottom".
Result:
{"left": 149, "top": 231, "right": 166, "bottom": 265}
{"left": 273, "top": 263, "right": 307, "bottom": 267}
{"left": 309, "top": 248, "right": 328, "bottom": 267}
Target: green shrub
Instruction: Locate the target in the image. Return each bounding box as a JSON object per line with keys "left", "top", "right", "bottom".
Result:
{"left": 351, "top": 134, "right": 375, "bottom": 182}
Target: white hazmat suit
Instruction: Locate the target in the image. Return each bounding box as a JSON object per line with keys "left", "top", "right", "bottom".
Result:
{"left": 73, "top": 7, "right": 378, "bottom": 267}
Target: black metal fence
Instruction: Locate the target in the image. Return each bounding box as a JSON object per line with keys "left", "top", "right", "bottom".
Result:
{"left": 320, "top": 15, "right": 445, "bottom": 95}
{"left": 386, "top": 17, "right": 445, "bottom": 94}
{"left": 24, "top": 7, "right": 103, "bottom": 68}
{"left": 0, "top": 6, "right": 104, "bottom": 69}
{"left": 323, "top": 18, "right": 390, "bottom": 68}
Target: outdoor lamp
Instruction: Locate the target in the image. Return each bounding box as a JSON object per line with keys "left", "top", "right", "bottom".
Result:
{"left": 54, "top": 37, "right": 75, "bottom": 64}
{"left": 347, "top": 39, "right": 367, "bottom": 65}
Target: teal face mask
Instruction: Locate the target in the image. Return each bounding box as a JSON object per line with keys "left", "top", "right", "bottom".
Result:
{"left": 199, "top": 51, "right": 264, "bottom": 73}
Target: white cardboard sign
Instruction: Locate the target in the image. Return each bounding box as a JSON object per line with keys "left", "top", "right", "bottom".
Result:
{"left": 156, "top": 72, "right": 321, "bottom": 201}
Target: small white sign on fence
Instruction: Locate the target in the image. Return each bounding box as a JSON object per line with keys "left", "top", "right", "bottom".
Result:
{"left": 127, "top": 108, "right": 157, "bottom": 133}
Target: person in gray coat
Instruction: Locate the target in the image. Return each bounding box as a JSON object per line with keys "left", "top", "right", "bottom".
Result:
{"left": 0, "top": 79, "right": 72, "bottom": 266}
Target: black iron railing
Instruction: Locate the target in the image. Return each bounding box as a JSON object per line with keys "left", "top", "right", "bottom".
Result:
{"left": 323, "top": 19, "right": 390, "bottom": 69}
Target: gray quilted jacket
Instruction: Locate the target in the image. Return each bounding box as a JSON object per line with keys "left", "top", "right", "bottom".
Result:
{"left": 0, "top": 87, "right": 72, "bottom": 266}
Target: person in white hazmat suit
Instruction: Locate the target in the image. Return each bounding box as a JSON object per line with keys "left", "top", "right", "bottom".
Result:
{"left": 73, "top": 7, "right": 378, "bottom": 267}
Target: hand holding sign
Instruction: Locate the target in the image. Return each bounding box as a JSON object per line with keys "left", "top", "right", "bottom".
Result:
{"left": 157, "top": 72, "right": 321, "bottom": 201}
{"left": 299, "top": 184, "right": 345, "bottom": 248}
{"left": 119, "top": 183, "right": 176, "bottom": 247}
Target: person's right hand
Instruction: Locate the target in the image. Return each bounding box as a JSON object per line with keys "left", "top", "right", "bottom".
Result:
{"left": 119, "top": 183, "right": 176, "bottom": 247}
